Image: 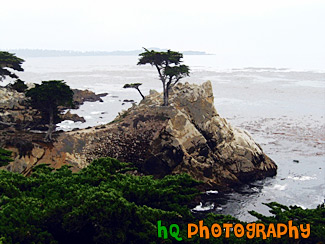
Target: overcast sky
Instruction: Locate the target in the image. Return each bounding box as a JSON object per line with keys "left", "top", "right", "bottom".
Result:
{"left": 1, "top": 0, "right": 324, "bottom": 61}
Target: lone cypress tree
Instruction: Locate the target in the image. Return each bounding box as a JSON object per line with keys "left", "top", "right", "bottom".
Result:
{"left": 0, "top": 51, "right": 24, "bottom": 82}
{"left": 26, "top": 80, "right": 73, "bottom": 141}
{"left": 138, "top": 48, "right": 190, "bottom": 106}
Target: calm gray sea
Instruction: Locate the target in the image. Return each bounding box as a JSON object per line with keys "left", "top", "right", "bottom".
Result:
{"left": 12, "top": 55, "right": 325, "bottom": 221}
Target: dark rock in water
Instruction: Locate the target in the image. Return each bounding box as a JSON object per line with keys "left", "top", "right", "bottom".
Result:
{"left": 70, "top": 89, "right": 108, "bottom": 108}
{"left": 60, "top": 111, "right": 86, "bottom": 123}
{"left": 2, "top": 81, "right": 277, "bottom": 189}
{"left": 98, "top": 93, "right": 108, "bottom": 97}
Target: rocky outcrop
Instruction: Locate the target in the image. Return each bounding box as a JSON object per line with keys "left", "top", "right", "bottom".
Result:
{"left": 0, "top": 87, "right": 108, "bottom": 129}
{"left": 59, "top": 111, "right": 86, "bottom": 123}
{"left": 0, "top": 87, "right": 41, "bottom": 129}
{"left": 71, "top": 89, "right": 108, "bottom": 108}
{"left": 1, "top": 82, "right": 277, "bottom": 188}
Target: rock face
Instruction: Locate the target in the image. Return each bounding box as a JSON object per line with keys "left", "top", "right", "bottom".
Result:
{"left": 0, "top": 87, "right": 40, "bottom": 129}
{"left": 1, "top": 82, "right": 277, "bottom": 188}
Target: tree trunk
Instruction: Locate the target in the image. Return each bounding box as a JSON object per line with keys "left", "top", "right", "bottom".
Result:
{"left": 136, "top": 87, "right": 145, "bottom": 100}
{"left": 162, "top": 80, "right": 168, "bottom": 106}
{"left": 155, "top": 64, "right": 168, "bottom": 106}
{"left": 163, "top": 88, "right": 168, "bottom": 106}
{"left": 45, "top": 108, "right": 55, "bottom": 142}
{"left": 164, "top": 80, "right": 173, "bottom": 106}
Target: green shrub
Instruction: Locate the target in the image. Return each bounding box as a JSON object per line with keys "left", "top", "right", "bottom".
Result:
{"left": 0, "top": 158, "right": 199, "bottom": 243}
{"left": 11, "top": 79, "right": 28, "bottom": 93}
{"left": 0, "top": 148, "right": 13, "bottom": 167}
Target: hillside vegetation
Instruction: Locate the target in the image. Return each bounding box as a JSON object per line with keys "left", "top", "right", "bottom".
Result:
{"left": 0, "top": 157, "right": 323, "bottom": 243}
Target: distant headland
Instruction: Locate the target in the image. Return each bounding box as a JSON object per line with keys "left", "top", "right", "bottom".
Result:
{"left": 7, "top": 48, "right": 213, "bottom": 58}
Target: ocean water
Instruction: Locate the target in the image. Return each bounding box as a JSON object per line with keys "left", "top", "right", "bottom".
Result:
{"left": 13, "top": 55, "right": 325, "bottom": 221}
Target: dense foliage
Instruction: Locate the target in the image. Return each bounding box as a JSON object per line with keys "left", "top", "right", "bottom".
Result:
{"left": 0, "top": 51, "right": 24, "bottom": 82}
{"left": 0, "top": 158, "right": 200, "bottom": 243}
{"left": 0, "top": 148, "right": 13, "bottom": 167}
{"left": 0, "top": 157, "right": 323, "bottom": 243}
{"left": 25, "top": 80, "right": 73, "bottom": 141}
{"left": 138, "top": 48, "right": 190, "bottom": 106}
{"left": 10, "top": 79, "right": 28, "bottom": 92}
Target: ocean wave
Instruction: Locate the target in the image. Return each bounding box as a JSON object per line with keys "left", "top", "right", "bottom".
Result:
{"left": 270, "top": 184, "right": 287, "bottom": 191}
{"left": 192, "top": 202, "right": 215, "bottom": 212}
{"left": 287, "top": 175, "right": 317, "bottom": 181}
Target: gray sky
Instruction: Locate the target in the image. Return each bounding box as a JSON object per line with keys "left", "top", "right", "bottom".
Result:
{"left": 1, "top": 0, "right": 324, "bottom": 59}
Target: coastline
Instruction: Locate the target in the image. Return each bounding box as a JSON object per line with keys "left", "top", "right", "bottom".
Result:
{"left": 1, "top": 55, "right": 324, "bottom": 221}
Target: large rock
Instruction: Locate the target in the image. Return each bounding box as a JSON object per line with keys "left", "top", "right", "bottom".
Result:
{"left": 59, "top": 110, "right": 86, "bottom": 123}
{"left": 70, "top": 89, "right": 108, "bottom": 108}
{"left": 0, "top": 87, "right": 26, "bottom": 109}
{"left": 2, "top": 81, "right": 277, "bottom": 188}
{"left": 0, "top": 87, "right": 40, "bottom": 129}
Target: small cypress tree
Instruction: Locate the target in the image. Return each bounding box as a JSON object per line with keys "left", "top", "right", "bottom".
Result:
{"left": 25, "top": 80, "right": 73, "bottom": 141}
{"left": 123, "top": 83, "right": 145, "bottom": 99}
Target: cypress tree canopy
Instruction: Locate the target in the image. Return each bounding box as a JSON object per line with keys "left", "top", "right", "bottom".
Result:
{"left": 0, "top": 51, "right": 24, "bottom": 81}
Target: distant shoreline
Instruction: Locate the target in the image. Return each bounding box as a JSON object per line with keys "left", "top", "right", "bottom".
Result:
{"left": 6, "top": 48, "right": 214, "bottom": 58}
